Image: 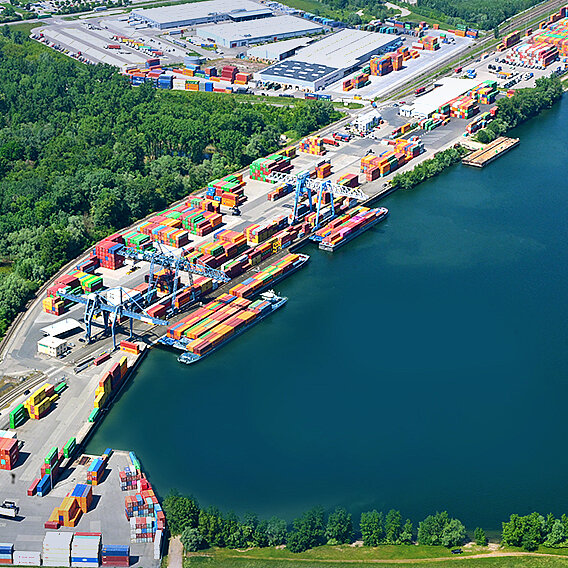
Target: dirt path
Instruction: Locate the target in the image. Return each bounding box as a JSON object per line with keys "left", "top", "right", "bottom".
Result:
{"left": 385, "top": 2, "right": 411, "bottom": 17}
{"left": 203, "top": 550, "right": 568, "bottom": 564}
{"left": 168, "top": 536, "right": 184, "bottom": 568}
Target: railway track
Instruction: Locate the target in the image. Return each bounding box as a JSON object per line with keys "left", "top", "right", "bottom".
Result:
{"left": 381, "top": 0, "right": 565, "bottom": 101}
{"left": 0, "top": 371, "right": 49, "bottom": 413}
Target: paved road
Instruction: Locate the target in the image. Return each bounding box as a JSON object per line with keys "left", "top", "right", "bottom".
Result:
{"left": 168, "top": 537, "right": 183, "bottom": 568}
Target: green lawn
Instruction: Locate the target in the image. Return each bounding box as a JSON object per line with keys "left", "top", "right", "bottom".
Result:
{"left": 7, "top": 21, "right": 40, "bottom": 34}
{"left": 273, "top": 0, "right": 338, "bottom": 19}
{"left": 184, "top": 547, "right": 568, "bottom": 568}
{"left": 200, "top": 544, "right": 491, "bottom": 561}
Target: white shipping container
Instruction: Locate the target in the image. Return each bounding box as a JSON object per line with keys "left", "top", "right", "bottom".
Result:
{"left": 0, "top": 430, "right": 17, "bottom": 439}
{"left": 154, "top": 530, "right": 163, "bottom": 560}
{"left": 13, "top": 551, "right": 41, "bottom": 565}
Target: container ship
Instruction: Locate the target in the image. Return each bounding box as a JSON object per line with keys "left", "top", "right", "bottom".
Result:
{"left": 159, "top": 253, "right": 309, "bottom": 364}
{"left": 312, "top": 206, "right": 388, "bottom": 251}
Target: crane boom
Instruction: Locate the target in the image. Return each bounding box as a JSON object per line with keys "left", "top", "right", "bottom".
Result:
{"left": 268, "top": 171, "right": 367, "bottom": 200}
{"left": 118, "top": 246, "right": 229, "bottom": 283}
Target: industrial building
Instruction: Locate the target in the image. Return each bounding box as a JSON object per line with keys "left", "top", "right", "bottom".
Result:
{"left": 130, "top": 0, "right": 272, "bottom": 30}
{"left": 254, "top": 29, "right": 400, "bottom": 90}
{"left": 247, "top": 37, "right": 312, "bottom": 61}
{"left": 399, "top": 77, "right": 479, "bottom": 119}
{"left": 37, "top": 336, "right": 67, "bottom": 357}
{"left": 197, "top": 15, "right": 323, "bottom": 48}
{"left": 40, "top": 318, "right": 82, "bottom": 338}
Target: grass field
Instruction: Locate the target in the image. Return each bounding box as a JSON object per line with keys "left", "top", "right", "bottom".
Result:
{"left": 274, "top": 0, "right": 339, "bottom": 19}
{"left": 184, "top": 547, "right": 568, "bottom": 568}
{"left": 7, "top": 22, "right": 41, "bottom": 35}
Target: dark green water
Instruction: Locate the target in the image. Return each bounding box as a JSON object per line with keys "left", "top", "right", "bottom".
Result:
{"left": 88, "top": 98, "right": 568, "bottom": 531}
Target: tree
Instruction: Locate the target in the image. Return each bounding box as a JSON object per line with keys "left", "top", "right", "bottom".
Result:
{"left": 198, "top": 507, "right": 225, "bottom": 547}
{"left": 360, "top": 510, "right": 384, "bottom": 546}
{"left": 502, "top": 512, "right": 546, "bottom": 549}
{"left": 385, "top": 510, "right": 402, "bottom": 544}
{"left": 253, "top": 520, "right": 269, "bottom": 548}
{"left": 522, "top": 524, "right": 540, "bottom": 552}
{"left": 502, "top": 514, "right": 525, "bottom": 547}
{"left": 266, "top": 517, "right": 287, "bottom": 547}
{"left": 474, "top": 527, "right": 487, "bottom": 546}
{"left": 325, "top": 507, "right": 354, "bottom": 545}
{"left": 476, "top": 128, "right": 496, "bottom": 144}
{"left": 441, "top": 518, "right": 466, "bottom": 548}
{"left": 418, "top": 512, "right": 450, "bottom": 546}
{"left": 346, "top": 12, "right": 361, "bottom": 25}
{"left": 287, "top": 507, "right": 326, "bottom": 553}
{"left": 544, "top": 519, "right": 566, "bottom": 547}
{"left": 399, "top": 519, "right": 413, "bottom": 545}
{"left": 180, "top": 528, "right": 205, "bottom": 552}
{"left": 162, "top": 492, "right": 200, "bottom": 535}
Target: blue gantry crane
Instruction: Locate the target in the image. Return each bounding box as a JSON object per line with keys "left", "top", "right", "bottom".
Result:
{"left": 117, "top": 244, "right": 229, "bottom": 315}
{"left": 58, "top": 287, "right": 169, "bottom": 349}
{"left": 57, "top": 244, "right": 232, "bottom": 348}
{"left": 268, "top": 170, "right": 367, "bottom": 228}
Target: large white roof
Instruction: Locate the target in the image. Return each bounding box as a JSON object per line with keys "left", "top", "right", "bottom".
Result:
{"left": 198, "top": 15, "right": 322, "bottom": 42}
{"left": 247, "top": 36, "right": 312, "bottom": 60}
{"left": 38, "top": 336, "right": 67, "bottom": 348}
{"left": 132, "top": 0, "right": 265, "bottom": 25}
{"left": 40, "top": 317, "right": 82, "bottom": 337}
{"left": 288, "top": 29, "right": 397, "bottom": 68}
{"left": 406, "top": 77, "right": 479, "bottom": 117}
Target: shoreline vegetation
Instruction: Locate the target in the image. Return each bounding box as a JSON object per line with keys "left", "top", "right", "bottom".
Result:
{"left": 390, "top": 76, "right": 563, "bottom": 191}
{"left": 165, "top": 494, "right": 568, "bottom": 565}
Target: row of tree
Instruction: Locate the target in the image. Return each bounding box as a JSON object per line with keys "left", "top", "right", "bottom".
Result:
{"left": 502, "top": 513, "right": 568, "bottom": 551}
{"left": 392, "top": 76, "right": 563, "bottom": 191}
{"left": 390, "top": 145, "right": 468, "bottom": 191}
{"left": 476, "top": 76, "right": 563, "bottom": 144}
{"left": 0, "top": 28, "right": 340, "bottom": 337}
{"left": 164, "top": 492, "right": 479, "bottom": 553}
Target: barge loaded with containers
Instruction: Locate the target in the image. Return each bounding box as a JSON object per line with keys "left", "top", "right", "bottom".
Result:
{"left": 159, "top": 253, "right": 309, "bottom": 364}
{"left": 312, "top": 206, "right": 389, "bottom": 251}
{"left": 177, "top": 290, "right": 287, "bottom": 364}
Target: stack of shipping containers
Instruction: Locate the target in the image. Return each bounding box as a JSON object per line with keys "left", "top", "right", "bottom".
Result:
{"left": 298, "top": 136, "right": 325, "bottom": 155}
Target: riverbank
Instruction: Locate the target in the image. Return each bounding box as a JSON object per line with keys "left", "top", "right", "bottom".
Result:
{"left": 183, "top": 545, "right": 568, "bottom": 568}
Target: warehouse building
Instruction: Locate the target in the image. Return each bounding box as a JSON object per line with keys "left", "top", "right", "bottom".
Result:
{"left": 40, "top": 318, "right": 82, "bottom": 339}
{"left": 254, "top": 29, "right": 400, "bottom": 90}
{"left": 197, "top": 15, "right": 323, "bottom": 48}
{"left": 131, "top": 0, "right": 272, "bottom": 30}
{"left": 399, "top": 77, "right": 479, "bottom": 119}
{"left": 247, "top": 37, "right": 312, "bottom": 61}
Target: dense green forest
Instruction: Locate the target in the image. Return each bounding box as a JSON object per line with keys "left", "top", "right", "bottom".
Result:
{"left": 280, "top": 0, "right": 545, "bottom": 28}
{"left": 0, "top": 28, "right": 340, "bottom": 337}
{"left": 415, "top": 0, "right": 543, "bottom": 30}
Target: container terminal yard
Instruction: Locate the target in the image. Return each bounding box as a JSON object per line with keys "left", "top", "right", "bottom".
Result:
{"left": 0, "top": 2, "right": 567, "bottom": 567}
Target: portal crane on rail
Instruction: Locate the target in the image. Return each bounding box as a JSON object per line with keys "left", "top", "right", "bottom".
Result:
{"left": 268, "top": 170, "right": 367, "bottom": 228}
{"left": 117, "top": 244, "right": 229, "bottom": 316}
{"left": 58, "top": 287, "right": 169, "bottom": 349}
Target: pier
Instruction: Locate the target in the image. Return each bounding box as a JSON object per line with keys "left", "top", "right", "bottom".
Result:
{"left": 462, "top": 136, "right": 520, "bottom": 168}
